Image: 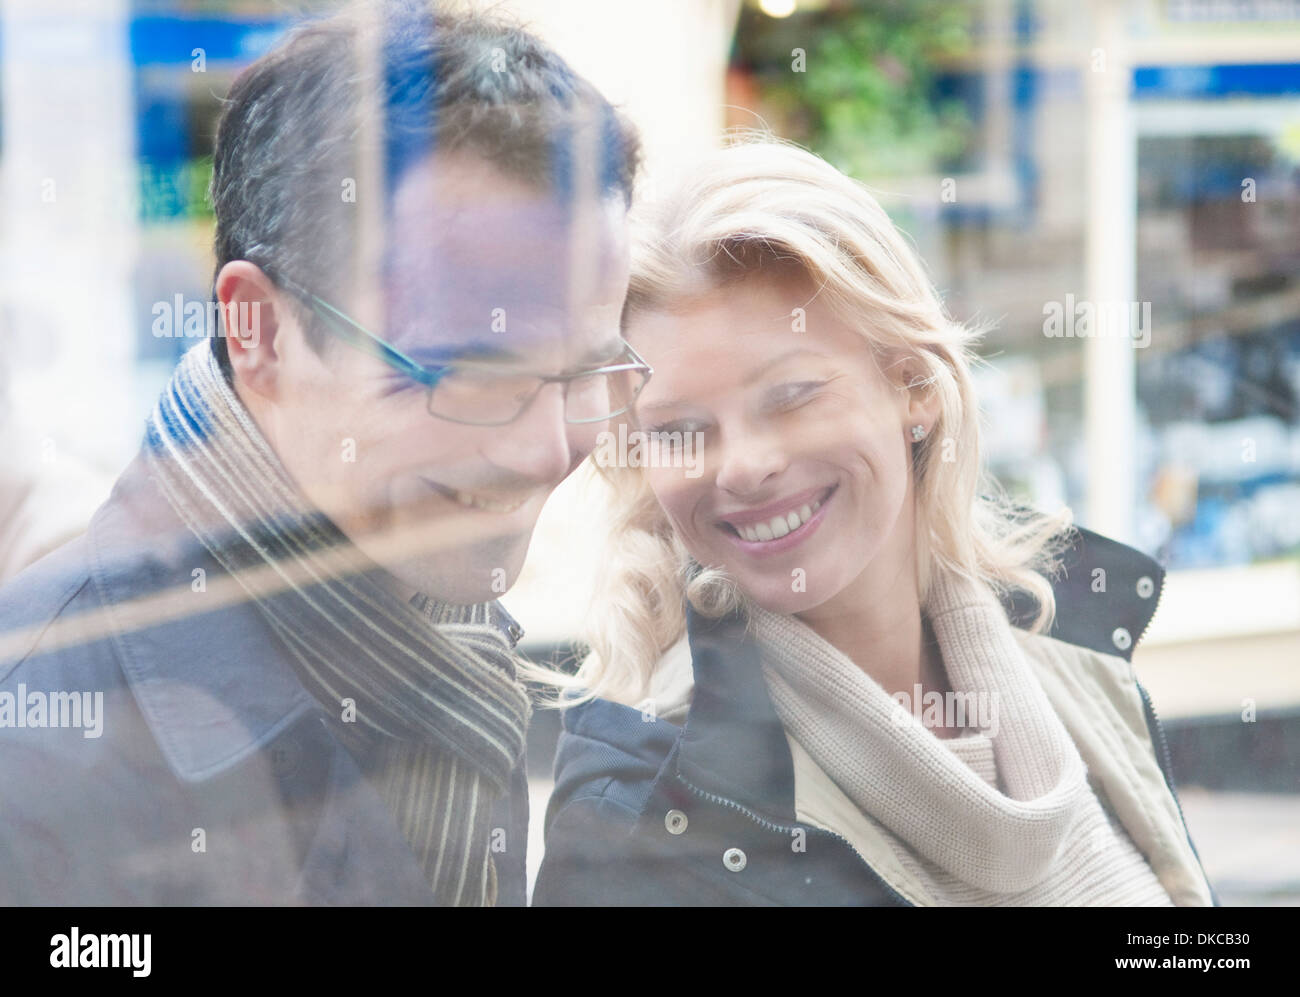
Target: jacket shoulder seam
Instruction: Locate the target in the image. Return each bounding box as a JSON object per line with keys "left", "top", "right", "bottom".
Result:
{"left": 559, "top": 789, "right": 641, "bottom": 815}
{"left": 0, "top": 573, "right": 94, "bottom": 682}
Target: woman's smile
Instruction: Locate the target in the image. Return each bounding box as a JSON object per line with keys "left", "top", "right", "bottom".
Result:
{"left": 715, "top": 483, "right": 837, "bottom": 556}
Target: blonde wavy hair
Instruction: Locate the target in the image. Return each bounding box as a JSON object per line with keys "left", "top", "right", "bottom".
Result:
{"left": 553, "top": 136, "right": 1074, "bottom": 707}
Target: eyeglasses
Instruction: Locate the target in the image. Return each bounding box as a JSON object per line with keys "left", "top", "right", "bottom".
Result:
{"left": 275, "top": 278, "right": 653, "bottom": 427}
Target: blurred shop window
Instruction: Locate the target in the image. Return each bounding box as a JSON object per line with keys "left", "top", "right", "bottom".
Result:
{"left": 0, "top": 352, "right": 113, "bottom": 581}
{"left": 0, "top": 425, "right": 113, "bottom": 585}
{"left": 1136, "top": 133, "right": 1300, "bottom": 568}
{"left": 128, "top": 6, "right": 295, "bottom": 407}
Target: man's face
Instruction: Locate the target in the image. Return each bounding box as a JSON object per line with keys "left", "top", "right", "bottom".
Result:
{"left": 261, "top": 153, "right": 631, "bottom": 604}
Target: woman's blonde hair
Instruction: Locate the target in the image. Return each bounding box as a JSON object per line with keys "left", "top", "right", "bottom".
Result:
{"left": 556, "top": 136, "right": 1073, "bottom": 707}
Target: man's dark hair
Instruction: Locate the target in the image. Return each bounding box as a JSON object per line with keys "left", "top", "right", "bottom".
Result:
{"left": 209, "top": 0, "right": 641, "bottom": 374}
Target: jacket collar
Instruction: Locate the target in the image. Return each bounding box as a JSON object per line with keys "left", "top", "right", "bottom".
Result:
{"left": 88, "top": 449, "right": 524, "bottom": 785}
{"left": 673, "top": 524, "right": 1168, "bottom": 820}
{"left": 675, "top": 604, "right": 799, "bottom": 821}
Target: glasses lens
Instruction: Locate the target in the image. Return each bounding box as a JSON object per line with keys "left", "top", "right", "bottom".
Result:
{"left": 564, "top": 371, "right": 613, "bottom": 424}
{"left": 426, "top": 363, "right": 650, "bottom": 426}
{"left": 427, "top": 369, "right": 538, "bottom": 425}
{"left": 566, "top": 367, "right": 648, "bottom": 424}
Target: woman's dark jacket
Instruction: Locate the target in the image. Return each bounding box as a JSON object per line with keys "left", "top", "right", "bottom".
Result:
{"left": 533, "top": 527, "right": 1219, "bottom": 907}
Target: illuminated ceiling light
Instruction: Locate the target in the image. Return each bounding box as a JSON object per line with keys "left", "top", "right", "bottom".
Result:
{"left": 758, "top": 0, "right": 798, "bottom": 18}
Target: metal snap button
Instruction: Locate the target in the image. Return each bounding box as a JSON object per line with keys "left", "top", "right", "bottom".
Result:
{"left": 1112, "top": 627, "right": 1132, "bottom": 651}
{"left": 1136, "top": 576, "right": 1154, "bottom": 599}
{"left": 269, "top": 736, "right": 301, "bottom": 778}
{"left": 723, "top": 847, "right": 747, "bottom": 872}
{"left": 664, "top": 809, "right": 688, "bottom": 835}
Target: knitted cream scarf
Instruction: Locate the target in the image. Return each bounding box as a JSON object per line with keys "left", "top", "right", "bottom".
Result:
{"left": 145, "top": 339, "right": 531, "bottom": 906}
{"left": 756, "top": 569, "right": 1094, "bottom": 894}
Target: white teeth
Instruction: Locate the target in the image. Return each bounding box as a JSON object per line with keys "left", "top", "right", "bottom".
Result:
{"left": 449, "top": 488, "right": 524, "bottom": 514}
{"left": 732, "top": 492, "right": 829, "bottom": 544}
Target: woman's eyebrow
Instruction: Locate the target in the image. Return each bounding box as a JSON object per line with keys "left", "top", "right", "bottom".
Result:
{"left": 639, "top": 348, "right": 831, "bottom": 411}
{"left": 637, "top": 397, "right": 692, "bottom": 413}
{"left": 742, "top": 348, "right": 830, "bottom": 386}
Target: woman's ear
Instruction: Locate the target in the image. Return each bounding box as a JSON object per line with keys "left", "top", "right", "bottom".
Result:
{"left": 890, "top": 352, "right": 942, "bottom": 441}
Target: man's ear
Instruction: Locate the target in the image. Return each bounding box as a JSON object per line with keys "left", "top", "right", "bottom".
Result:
{"left": 215, "top": 261, "right": 294, "bottom": 402}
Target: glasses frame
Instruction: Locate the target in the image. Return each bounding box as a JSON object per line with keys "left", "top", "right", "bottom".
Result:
{"left": 275, "top": 277, "right": 653, "bottom": 427}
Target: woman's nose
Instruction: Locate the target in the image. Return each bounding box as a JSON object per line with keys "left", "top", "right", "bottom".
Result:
{"left": 713, "top": 425, "right": 788, "bottom": 497}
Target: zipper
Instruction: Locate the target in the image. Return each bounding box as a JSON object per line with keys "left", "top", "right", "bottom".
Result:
{"left": 1135, "top": 679, "right": 1186, "bottom": 827}
{"left": 1131, "top": 569, "right": 1179, "bottom": 819}
{"left": 675, "top": 773, "right": 913, "bottom": 906}
{"left": 1133, "top": 565, "right": 1167, "bottom": 649}
{"left": 1136, "top": 677, "right": 1217, "bottom": 902}
{"left": 1131, "top": 568, "right": 1211, "bottom": 886}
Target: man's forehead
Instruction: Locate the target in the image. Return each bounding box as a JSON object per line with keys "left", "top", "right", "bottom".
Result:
{"left": 382, "top": 153, "right": 628, "bottom": 358}
{"left": 389, "top": 153, "right": 624, "bottom": 257}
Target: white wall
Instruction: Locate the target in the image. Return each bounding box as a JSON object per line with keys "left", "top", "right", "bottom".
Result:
{"left": 1, "top": 0, "right": 139, "bottom": 476}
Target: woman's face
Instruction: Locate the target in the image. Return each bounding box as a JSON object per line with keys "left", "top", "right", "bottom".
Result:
{"left": 627, "top": 272, "right": 935, "bottom": 616}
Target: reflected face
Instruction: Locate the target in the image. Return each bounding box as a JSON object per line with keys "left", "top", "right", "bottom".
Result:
{"left": 271, "top": 153, "right": 631, "bottom": 604}
{"left": 627, "top": 273, "right": 920, "bottom": 615}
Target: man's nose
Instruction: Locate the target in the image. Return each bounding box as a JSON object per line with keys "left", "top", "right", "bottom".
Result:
{"left": 488, "top": 381, "right": 576, "bottom": 485}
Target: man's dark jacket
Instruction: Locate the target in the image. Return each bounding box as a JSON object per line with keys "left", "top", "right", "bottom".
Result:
{"left": 0, "top": 449, "right": 529, "bottom": 905}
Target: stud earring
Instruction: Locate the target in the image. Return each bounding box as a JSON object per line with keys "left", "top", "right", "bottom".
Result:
{"left": 910, "top": 424, "right": 927, "bottom": 442}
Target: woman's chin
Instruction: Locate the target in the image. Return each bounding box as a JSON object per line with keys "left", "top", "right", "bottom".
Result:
{"left": 735, "top": 576, "right": 832, "bottom": 617}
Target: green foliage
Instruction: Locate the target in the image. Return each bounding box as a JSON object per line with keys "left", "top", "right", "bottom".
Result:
{"left": 734, "top": 0, "right": 977, "bottom": 178}
{"left": 138, "top": 155, "right": 214, "bottom": 222}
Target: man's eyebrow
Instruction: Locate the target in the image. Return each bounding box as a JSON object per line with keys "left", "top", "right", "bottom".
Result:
{"left": 574, "top": 339, "right": 627, "bottom": 368}
{"left": 405, "top": 341, "right": 524, "bottom": 367}
{"left": 639, "top": 348, "right": 829, "bottom": 412}
{"left": 406, "top": 338, "right": 626, "bottom": 370}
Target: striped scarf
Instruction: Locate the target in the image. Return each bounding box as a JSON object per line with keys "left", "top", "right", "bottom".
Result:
{"left": 144, "top": 339, "right": 531, "bottom": 906}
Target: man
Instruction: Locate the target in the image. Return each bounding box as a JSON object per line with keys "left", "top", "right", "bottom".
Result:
{"left": 0, "top": 0, "right": 642, "bottom": 905}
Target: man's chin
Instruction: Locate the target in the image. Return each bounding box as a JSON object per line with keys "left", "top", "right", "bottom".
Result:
{"left": 387, "top": 546, "right": 527, "bottom": 606}
{"left": 420, "top": 577, "right": 514, "bottom": 606}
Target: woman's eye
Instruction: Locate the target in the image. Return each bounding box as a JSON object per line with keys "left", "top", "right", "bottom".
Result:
{"left": 648, "top": 420, "right": 709, "bottom": 438}
{"left": 766, "top": 380, "right": 826, "bottom": 410}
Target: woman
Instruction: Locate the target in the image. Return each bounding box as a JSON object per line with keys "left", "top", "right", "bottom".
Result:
{"left": 532, "top": 139, "right": 1216, "bottom": 907}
